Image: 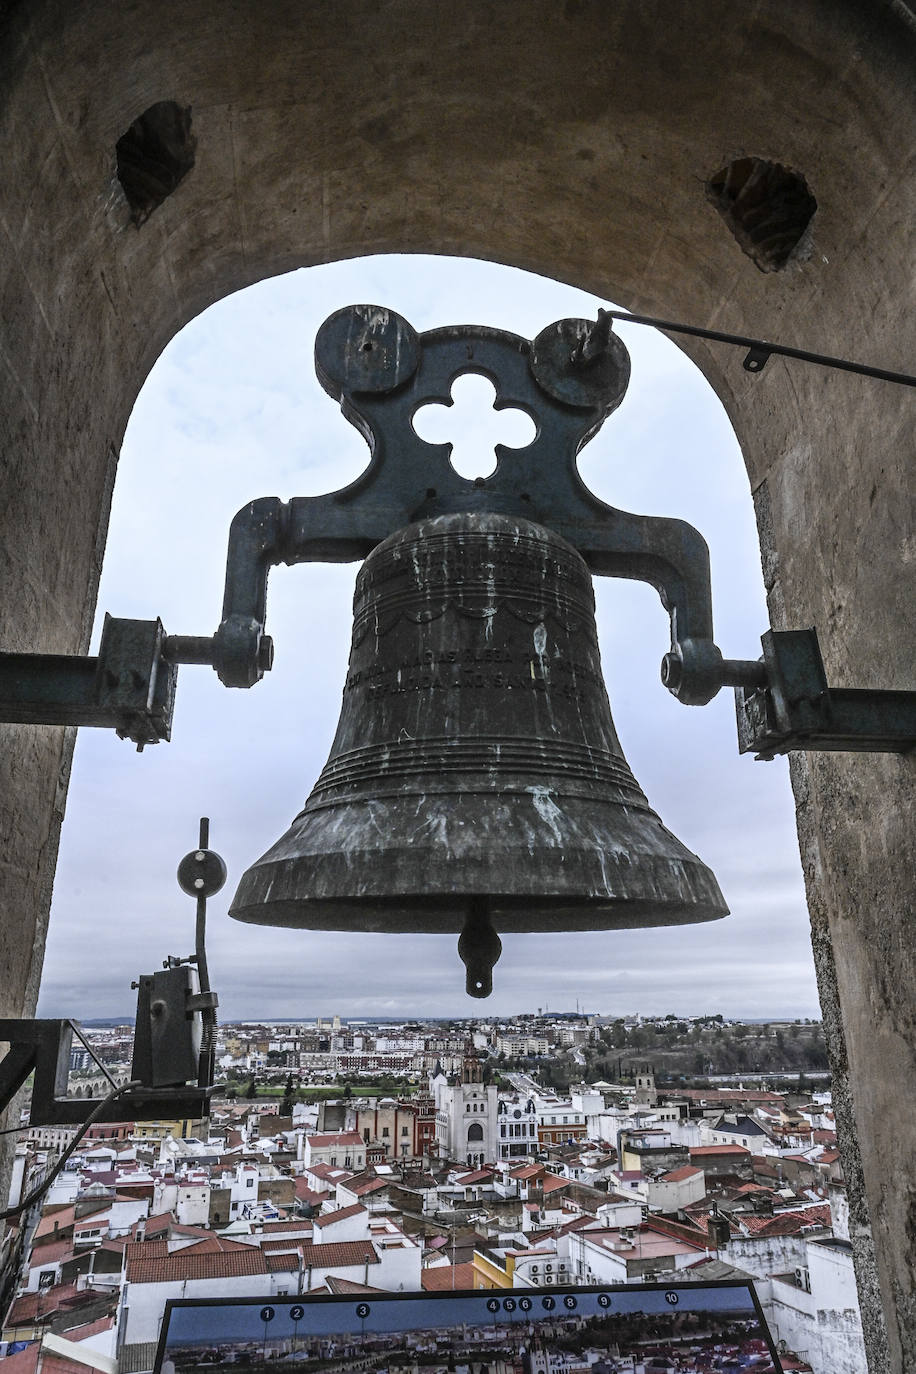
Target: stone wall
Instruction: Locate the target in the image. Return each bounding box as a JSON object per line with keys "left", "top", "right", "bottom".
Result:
{"left": 0, "top": 2, "right": 913, "bottom": 1366}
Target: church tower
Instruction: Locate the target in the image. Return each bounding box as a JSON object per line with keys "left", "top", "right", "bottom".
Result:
{"left": 434, "top": 1043, "right": 500, "bottom": 1165}
{"left": 634, "top": 1063, "right": 657, "bottom": 1106}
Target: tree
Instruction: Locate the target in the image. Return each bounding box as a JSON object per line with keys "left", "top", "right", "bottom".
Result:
{"left": 280, "top": 1073, "right": 295, "bottom": 1116}
{"left": 244, "top": 1078, "right": 257, "bottom": 1099}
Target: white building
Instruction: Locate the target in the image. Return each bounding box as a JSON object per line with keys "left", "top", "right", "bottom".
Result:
{"left": 496, "top": 1097, "right": 538, "bottom": 1162}
{"left": 174, "top": 1181, "right": 210, "bottom": 1227}
{"left": 433, "top": 1052, "right": 499, "bottom": 1167}
{"left": 495, "top": 1033, "right": 550, "bottom": 1057}
{"left": 303, "top": 1131, "right": 366, "bottom": 1172}
{"left": 764, "top": 1237, "right": 865, "bottom": 1374}
{"left": 646, "top": 1164, "right": 706, "bottom": 1213}
{"left": 568, "top": 1224, "right": 706, "bottom": 1286}
{"left": 707, "top": 1113, "right": 778, "bottom": 1155}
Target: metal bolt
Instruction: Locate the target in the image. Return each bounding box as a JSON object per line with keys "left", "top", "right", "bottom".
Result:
{"left": 569, "top": 309, "right": 614, "bottom": 368}
{"left": 258, "top": 636, "right": 275, "bottom": 672}
{"left": 660, "top": 653, "right": 682, "bottom": 692}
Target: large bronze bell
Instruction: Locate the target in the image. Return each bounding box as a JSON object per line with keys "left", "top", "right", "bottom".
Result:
{"left": 226, "top": 305, "right": 735, "bottom": 996}
{"left": 231, "top": 509, "right": 727, "bottom": 994}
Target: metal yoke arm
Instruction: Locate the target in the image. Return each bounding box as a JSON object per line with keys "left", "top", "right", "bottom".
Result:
{"left": 212, "top": 494, "right": 410, "bottom": 687}
{"left": 212, "top": 305, "right": 743, "bottom": 702}
{"left": 0, "top": 306, "right": 907, "bottom": 753}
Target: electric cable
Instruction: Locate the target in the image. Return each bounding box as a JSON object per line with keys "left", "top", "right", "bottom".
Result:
{"left": 0, "top": 1079, "right": 141, "bottom": 1221}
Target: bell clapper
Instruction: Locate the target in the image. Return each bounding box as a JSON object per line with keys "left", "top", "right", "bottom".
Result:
{"left": 458, "top": 897, "right": 503, "bottom": 999}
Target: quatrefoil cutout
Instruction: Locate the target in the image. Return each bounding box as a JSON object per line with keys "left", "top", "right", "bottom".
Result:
{"left": 412, "top": 374, "right": 537, "bottom": 481}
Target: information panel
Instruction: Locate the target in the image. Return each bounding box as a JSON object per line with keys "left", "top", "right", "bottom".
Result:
{"left": 154, "top": 1279, "right": 782, "bottom": 1372}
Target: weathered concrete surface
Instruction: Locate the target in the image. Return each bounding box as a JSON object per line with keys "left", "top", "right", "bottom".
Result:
{"left": 0, "top": 2, "right": 912, "bottom": 1365}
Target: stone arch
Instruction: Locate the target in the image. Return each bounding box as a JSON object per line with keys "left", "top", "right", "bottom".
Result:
{"left": 467, "top": 1122, "right": 485, "bottom": 1143}
{"left": 0, "top": 4, "right": 913, "bottom": 1366}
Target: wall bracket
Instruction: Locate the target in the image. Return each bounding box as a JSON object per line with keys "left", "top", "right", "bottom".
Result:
{"left": 0, "top": 1019, "right": 211, "bottom": 1128}
{"left": 735, "top": 629, "right": 916, "bottom": 760}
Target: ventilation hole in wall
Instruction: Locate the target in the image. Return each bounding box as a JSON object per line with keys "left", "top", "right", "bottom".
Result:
{"left": 116, "top": 101, "right": 196, "bottom": 225}
{"left": 706, "top": 157, "right": 817, "bottom": 272}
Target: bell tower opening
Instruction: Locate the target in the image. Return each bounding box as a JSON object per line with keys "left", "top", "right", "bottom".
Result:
{"left": 37, "top": 254, "right": 815, "bottom": 1026}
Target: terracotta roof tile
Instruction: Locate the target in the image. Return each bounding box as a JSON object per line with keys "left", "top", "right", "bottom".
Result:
{"left": 349, "top": 1177, "right": 388, "bottom": 1196}
{"left": 132, "top": 1213, "right": 172, "bottom": 1237}
{"left": 178, "top": 1235, "right": 253, "bottom": 1254}
{"left": 126, "top": 1249, "right": 268, "bottom": 1283}
{"left": 0, "top": 1346, "right": 40, "bottom": 1374}
{"left": 306, "top": 1133, "right": 365, "bottom": 1149}
{"left": 307, "top": 1163, "right": 355, "bottom": 1182}
{"left": 27, "top": 1239, "right": 73, "bottom": 1266}
{"left": 421, "top": 1263, "right": 477, "bottom": 1290}
{"left": 298, "top": 1240, "right": 379, "bottom": 1269}
{"left": 738, "top": 1204, "right": 831, "bottom": 1237}
{"left": 324, "top": 1277, "right": 388, "bottom": 1295}
{"left": 34, "top": 1207, "right": 81, "bottom": 1239}
{"left": 5, "top": 1285, "right": 102, "bottom": 1326}
{"left": 294, "top": 1178, "right": 330, "bottom": 1203}
{"left": 451, "top": 1169, "right": 490, "bottom": 1186}
{"left": 314, "top": 1204, "right": 367, "bottom": 1228}
{"left": 124, "top": 1240, "right": 169, "bottom": 1261}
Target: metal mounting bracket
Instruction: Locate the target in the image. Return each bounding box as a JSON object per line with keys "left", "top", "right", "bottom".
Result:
{"left": 0, "top": 1019, "right": 212, "bottom": 1128}
{"left": 1, "top": 308, "right": 910, "bottom": 752}
{"left": 213, "top": 304, "right": 746, "bottom": 704}
{"left": 0, "top": 615, "right": 178, "bottom": 748}
{"left": 736, "top": 629, "right": 916, "bottom": 759}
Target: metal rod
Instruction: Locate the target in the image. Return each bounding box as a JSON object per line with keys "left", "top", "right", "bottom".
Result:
{"left": 195, "top": 817, "right": 211, "bottom": 995}
{"left": 161, "top": 635, "right": 216, "bottom": 665}
{"left": 717, "top": 659, "right": 769, "bottom": 690}
{"left": 604, "top": 309, "right": 916, "bottom": 388}
{"left": 68, "top": 1021, "right": 119, "bottom": 1090}
{"left": 194, "top": 817, "right": 217, "bottom": 1092}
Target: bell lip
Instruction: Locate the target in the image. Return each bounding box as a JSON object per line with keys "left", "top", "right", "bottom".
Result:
{"left": 229, "top": 890, "right": 729, "bottom": 934}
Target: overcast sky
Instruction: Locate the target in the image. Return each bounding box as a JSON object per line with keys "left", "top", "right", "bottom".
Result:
{"left": 36, "top": 255, "right": 820, "bottom": 1022}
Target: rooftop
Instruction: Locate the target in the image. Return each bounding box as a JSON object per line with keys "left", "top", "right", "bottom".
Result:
{"left": 313, "top": 1203, "right": 367, "bottom": 1228}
